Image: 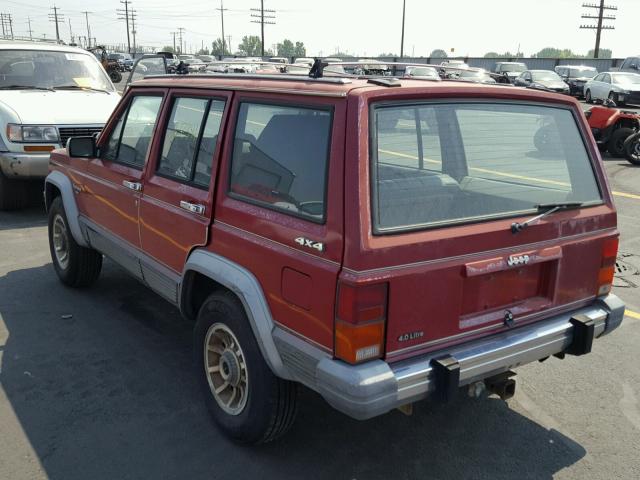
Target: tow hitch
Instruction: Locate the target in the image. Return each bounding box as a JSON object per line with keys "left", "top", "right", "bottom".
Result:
{"left": 484, "top": 371, "right": 517, "bottom": 400}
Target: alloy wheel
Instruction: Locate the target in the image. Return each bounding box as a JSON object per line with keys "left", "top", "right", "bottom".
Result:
{"left": 52, "top": 214, "right": 70, "bottom": 270}
{"left": 204, "top": 323, "right": 249, "bottom": 415}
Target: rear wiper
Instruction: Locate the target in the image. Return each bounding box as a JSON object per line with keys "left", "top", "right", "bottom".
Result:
{"left": 0, "top": 85, "right": 54, "bottom": 91}
{"left": 511, "top": 202, "right": 583, "bottom": 234}
{"left": 53, "top": 85, "right": 110, "bottom": 94}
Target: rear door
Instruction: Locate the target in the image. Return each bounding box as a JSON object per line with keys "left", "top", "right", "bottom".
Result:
{"left": 139, "top": 89, "right": 231, "bottom": 299}
{"left": 211, "top": 94, "right": 346, "bottom": 351}
{"left": 345, "top": 95, "right": 616, "bottom": 361}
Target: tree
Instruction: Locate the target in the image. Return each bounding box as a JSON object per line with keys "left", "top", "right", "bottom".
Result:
{"left": 211, "top": 39, "right": 226, "bottom": 56}
{"left": 430, "top": 49, "right": 448, "bottom": 58}
{"left": 534, "top": 47, "right": 582, "bottom": 59}
{"left": 588, "top": 48, "right": 612, "bottom": 59}
{"left": 293, "top": 42, "right": 306, "bottom": 57}
{"left": 277, "top": 39, "right": 295, "bottom": 57}
{"left": 197, "top": 48, "right": 210, "bottom": 55}
{"left": 238, "top": 35, "right": 262, "bottom": 57}
{"left": 161, "top": 46, "right": 176, "bottom": 54}
{"left": 378, "top": 52, "right": 398, "bottom": 57}
{"left": 484, "top": 51, "right": 520, "bottom": 58}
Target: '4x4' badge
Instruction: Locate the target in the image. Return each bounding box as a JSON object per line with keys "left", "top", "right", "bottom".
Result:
{"left": 295, "top": 237, "right": 324, "bottom": 252}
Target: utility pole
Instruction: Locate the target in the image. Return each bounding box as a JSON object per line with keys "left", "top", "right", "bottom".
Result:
{"left": 580, "top": 1, "right": 617, "bottom": 58}
{"left": 250, "top": 0, "right": 275, "bottom": 57}
{"left": 68, "top": 18, "right": 73, "bottom": 44}
{"left": 117, "top": 0, "right": 132, "bottom": 53}
{"left": 82, "top": 11, "right": 92, "bottom": 48}
{"left": 226, "top": 35, "right": 232, "bottom": 55}
{"left": 400, "top": 0, "right": 406, "bottom": 58}
{"left": 217, "top": 0, "right": 228, "bottom": 55}
{"left": 0, "top": 14, "right": 13, "bottom": 39}
{"left": 27, "top": 17, "right": 33, "bottom": 40}
{"left": 130, "top": 9, "right": 137, "bottom": 54}
{"left": 177, "top": 27, "right": 186, "bottom": 54}
{"left": 171, "top": 31, "right": 177, "bottom": 52}
{"left": 48, "top": 6, "right": 64, "bottom": 43}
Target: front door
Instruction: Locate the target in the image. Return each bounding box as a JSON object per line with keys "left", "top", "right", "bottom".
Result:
{"left": 80, "top": 91, "right": 165, "bottom": 275}
{"left": 139, "top": 90, "right": 231, "bottom": 290}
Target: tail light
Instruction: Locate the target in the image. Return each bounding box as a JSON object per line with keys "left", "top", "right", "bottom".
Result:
{"left": 335, "top": 282, "right": 388, "bottom": 364}
{"left": 597, "top": 237, "right": 619, "bottom": 296}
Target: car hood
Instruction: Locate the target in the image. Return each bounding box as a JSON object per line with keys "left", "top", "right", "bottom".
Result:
{"left": 0, "top": 89, "right": 120, "bottom": 125}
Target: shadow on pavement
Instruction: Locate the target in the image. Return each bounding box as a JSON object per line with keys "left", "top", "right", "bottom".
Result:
{"left": 0, "top": 192, "right": 46, "bottom": 232}
{"left": 0, "top": 263, "right": 585, "bottom": 480}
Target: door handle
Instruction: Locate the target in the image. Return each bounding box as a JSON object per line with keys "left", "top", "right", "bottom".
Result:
{"left": 180, "top": 200, "right": 205, "bottom": 215}
{"left": 122, "top": 180, "right": 142, "bottom": 191}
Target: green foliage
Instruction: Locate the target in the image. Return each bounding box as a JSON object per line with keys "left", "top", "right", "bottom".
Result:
{"left": 211, "top": 39, "right": 226, "bottom": 56}
{"left": 534, "top": 48, "right": 582, "bottom": 59}
{"left": 277, "top": 39, "right": 295, "bottom": 57}
{"left": 161, "top": 46, "right": 176, "bottom": 54}
{"left": 587, "top": 48, "right": 612, "bottom": 59}
{"left": 197, "top": 48, "right": 210, "bottom": 55}
{"left": 378, "top": 52, "right": 398, "bottom": 57}
{"left": 484, "top": 51, "right": 522, "bottom": 58}
{"left": 238, "top": 35, "right": 262, "bottom": 56}
{"left": 430, "top": 49, "right": 448, "bottom": 58}
{"left": 294, "top": 41, "right": 306, "bottom": 57}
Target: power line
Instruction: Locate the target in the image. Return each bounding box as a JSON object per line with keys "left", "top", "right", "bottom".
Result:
{"left": 26, "top": 17, "right": 33, "bottom": 40}
{"left": 48, "top": 6, "right": 64, "bottom": 42}
{"left": 177, "top": 26, "right": 186, "bottom": 54}
{"left": 250, "top": 0, "right": 275, "bottom": 57}
{"left": 1, "top": 13, "right": 15, "bottom": 39}
{"left": 580, "top": 1, "right": 617, "bottom": 58}
{"left": 130, "top": 9, "right": 138, "bottom": 54}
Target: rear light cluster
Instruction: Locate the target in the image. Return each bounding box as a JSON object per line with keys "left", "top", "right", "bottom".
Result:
{"left": 335, "top": 282, "right": 388, "bottom": 364}
{"left": 597, "top": 237, "right": 619, "bottom": 296}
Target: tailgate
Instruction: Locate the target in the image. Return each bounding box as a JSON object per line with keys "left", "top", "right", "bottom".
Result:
{"left": 342, "top": 94, "right": 617, "bottom": 363}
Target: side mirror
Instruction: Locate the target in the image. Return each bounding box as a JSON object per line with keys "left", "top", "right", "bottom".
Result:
{"left": 68, "top": 136, "right": 96, "bottom": 158}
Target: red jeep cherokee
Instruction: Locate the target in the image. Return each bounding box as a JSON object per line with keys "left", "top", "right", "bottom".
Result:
{"left": 44, "top": 71, "right": 625, "bottom": 443}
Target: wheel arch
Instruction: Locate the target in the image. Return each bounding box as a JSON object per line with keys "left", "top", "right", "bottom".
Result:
{"left": 181, "top": 249, "right": 291, "bottom": 380}
{"left": 44, "top": 171, "right": 88, "bottom": 247}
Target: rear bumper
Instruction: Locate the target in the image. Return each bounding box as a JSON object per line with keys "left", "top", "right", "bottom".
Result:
{"left": 274, "top": 294, "right": 625, "bottom": 420}
{"left": 0, "top": 152, "right": 50, "bottom": 179}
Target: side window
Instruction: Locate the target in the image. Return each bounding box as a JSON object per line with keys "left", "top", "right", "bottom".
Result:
{"left": 157, "top": 97, "right": 225, "bottom": 187}
{"left": 593, "top": 74, "right": 602, "bottom": 82}
{"left": 603, "top": 74, "right": 611, "bottom": 84}
{"left": 102, "top": 95, "right": 163, "bottom": 167}
{"left": 229, "top": 102, "right": 332, "bottom": 222}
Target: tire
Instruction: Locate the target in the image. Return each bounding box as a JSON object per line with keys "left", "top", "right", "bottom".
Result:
{"left": 624, "top": 132, "right": 640, "bottom": 165}
{"left": 585, "top": 90, "right": 593, "bottom": 104}
{"left": 109, "top": 70, "right": 122, "bottom": 83}
{"left": 48, "top": 196, "right": 102, "bottom": 287}
{"left": 608, "top": 128, "right": 635, "bottom": 158}
{"left": 0, "top": 170, "right": 30, "bottom": 211}
{"left": 194, "top": 291, "right": 298, "bottom": 444}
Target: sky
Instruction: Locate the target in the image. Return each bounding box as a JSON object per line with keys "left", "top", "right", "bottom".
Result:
{"left": 2, "top": 0, "right": 638, "bottom": 58}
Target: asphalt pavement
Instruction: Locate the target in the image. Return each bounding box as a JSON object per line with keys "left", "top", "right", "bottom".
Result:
{"left": 1, "top": 112, "right": 639, "bottom": 479}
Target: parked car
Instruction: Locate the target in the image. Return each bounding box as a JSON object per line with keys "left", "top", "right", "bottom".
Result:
{"left": 514, "top": 70, "right": 570, "bottom": 94}
{"left": 196, "top": 55, "right": 215, "bottom": 63}
{"left": 294, "top": 57, "right": 315, "bottom": 67}
{"left": 619, "top": 55, "right": 640, "bottom": 73}
{"left": 269, "top": 57, "right": 289, "bottom": 64}
{"left": 445, "top": 68, "right": 497, "bottom": 84}
{"left": 404, "top": 65, "right": 440, "bottom": 80}
{"left": 440, "top": 59, "right": 469, "bottom": 69}
{"left": 585, "top": 102, "right": 640, "bottom": 157}
{"left": 0, "top": 42, "right": 120, "bottom": 210}
{"left": 493, "top": 62, "right": 527, "bottom": 83}
{"left": 45, "top": 67, "right": 624, "bottom": 444}
{"left": 584, "top": 72, "right": 640, "bottom": 106}
{"left": 555, "top": 65, "right": 598, "bottom": 98}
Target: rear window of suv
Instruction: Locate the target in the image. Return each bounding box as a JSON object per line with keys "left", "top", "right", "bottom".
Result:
{"left": 371, "top": 102, "right": 602, "bottom": 233}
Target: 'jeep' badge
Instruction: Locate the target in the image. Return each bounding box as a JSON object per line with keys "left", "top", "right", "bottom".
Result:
{"left": 507, "top": 254, "right": 530, "bottom": 267}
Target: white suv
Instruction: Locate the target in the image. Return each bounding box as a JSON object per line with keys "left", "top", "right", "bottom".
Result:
{"left": 0, "top": 41, "right": 121, "bottom": 209}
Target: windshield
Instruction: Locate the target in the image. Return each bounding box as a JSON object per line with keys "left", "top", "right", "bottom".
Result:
{"left": 371, "top": 103, "right": 601, "bottom": 233}
{"left": 531, "top": 71, "right": 562, "bottom": 82}
{"left": 499, "top": 64, "right": 526, "bottom": 73}
{"left": 569, "top": 67, "right": 597, "bottom": 78}
{"left": 0, "top": 49, "right": 115, "bottom": 91}
{"left": 613, "top": 73, "right": 640, "bottom": 85}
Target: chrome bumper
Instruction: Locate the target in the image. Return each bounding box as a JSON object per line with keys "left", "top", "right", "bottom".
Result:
{"left": 0, "top": 152, "right": 51, "bottom": 179}
{"left": 274, "top": 294, "right": 625, "bottom": 420}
